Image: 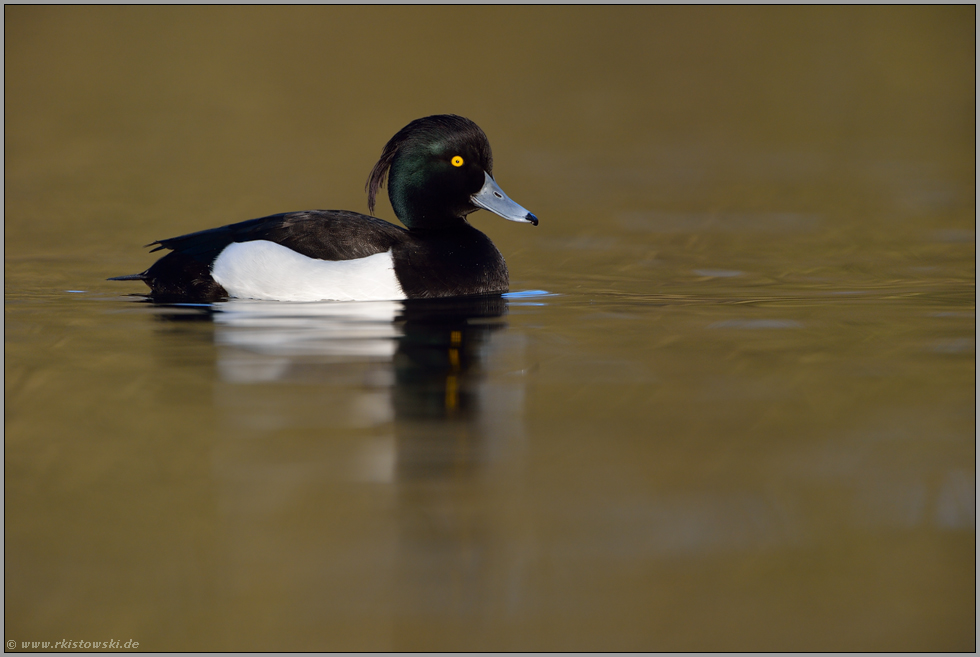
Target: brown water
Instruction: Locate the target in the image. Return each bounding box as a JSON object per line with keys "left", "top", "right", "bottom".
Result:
{"left": 4, "top": 6, "right": 976, "bottom": 651}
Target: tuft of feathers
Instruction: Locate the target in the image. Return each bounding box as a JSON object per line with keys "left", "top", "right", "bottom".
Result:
{"left": 365, "top": 114, "right": 492, "bottom": 215}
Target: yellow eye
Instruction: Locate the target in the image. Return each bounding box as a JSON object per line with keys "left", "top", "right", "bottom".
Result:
{"left": 451, "top": 155, "right": 464, "bottom": 167}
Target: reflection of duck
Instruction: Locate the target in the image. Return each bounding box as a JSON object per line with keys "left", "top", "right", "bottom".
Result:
{"left": 393, "top": 296, "right": 507, "bottom": 420}
{"left": 392, "top": 296, "right": 511, "bottom": 480}
{"left": 111, "top": 115, "right": 538, "bottom": 302}
{"left": 149, "top": 295, "right": 520, "bottom": 480}
{"left": 150, "top": 295, "right": 510, "bottom": 408}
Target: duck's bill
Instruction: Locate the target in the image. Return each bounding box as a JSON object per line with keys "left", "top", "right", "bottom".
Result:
{"left": 470, "top": 171, "right": 539, "bottom": 226}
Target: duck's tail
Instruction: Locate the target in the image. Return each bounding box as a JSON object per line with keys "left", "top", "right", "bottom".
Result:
{"left": 107, "top": 273, "right": 147, "bottom": 281}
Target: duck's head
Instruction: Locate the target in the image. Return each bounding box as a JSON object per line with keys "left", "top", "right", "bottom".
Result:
{"left": 366, "top": 115, "right": 538, "bottom": 231}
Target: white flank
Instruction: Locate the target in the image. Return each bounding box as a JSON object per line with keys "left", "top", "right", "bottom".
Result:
{"left": 211, "top": 240, "right": 406, "bottom": 302}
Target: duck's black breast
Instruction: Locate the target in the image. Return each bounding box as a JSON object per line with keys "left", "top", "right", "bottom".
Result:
{"left": 390, "top": 223, "right": 509, "bottom": 299}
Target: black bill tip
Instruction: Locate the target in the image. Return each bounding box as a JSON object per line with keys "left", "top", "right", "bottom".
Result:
{"left": 526, "top": 213, "right": 539, "bottom": 226}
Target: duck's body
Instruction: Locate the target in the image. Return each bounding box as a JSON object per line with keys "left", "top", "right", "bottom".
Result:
{"left": 129, "top": 209, "right": 508, "bottom": 302}
{"left": 111, "top": 115, "right": 537, "bottom": 302}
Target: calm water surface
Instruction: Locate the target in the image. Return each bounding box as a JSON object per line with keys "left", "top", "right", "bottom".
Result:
{"left": 5, "top": 6, "right": 975, "bottom": 651}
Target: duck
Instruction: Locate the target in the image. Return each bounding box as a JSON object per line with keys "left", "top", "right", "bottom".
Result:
{"left": 109, "top": 114, "right": 538, "bottom": 302}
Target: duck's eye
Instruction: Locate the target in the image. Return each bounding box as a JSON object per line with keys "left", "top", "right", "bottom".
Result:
{"left": 451, "top": 155, "right": 464, "bottom": 167}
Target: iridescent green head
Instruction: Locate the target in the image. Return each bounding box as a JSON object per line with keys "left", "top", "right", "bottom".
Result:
{"left": 366, "top": 114, "right": 537, "bottom": 231}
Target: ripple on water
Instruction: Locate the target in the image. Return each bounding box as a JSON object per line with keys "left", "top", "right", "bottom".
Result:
{"left": 618, "top": 211, "right": 821, "bottom": 234}
{"left": 692, "top": 269, "right": 743, "bottom": 278}
{"left": 707, "top": 319, "right": 803, "bottom": 329}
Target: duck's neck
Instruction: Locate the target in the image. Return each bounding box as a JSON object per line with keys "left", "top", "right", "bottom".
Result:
{"left": 391, "top": 186, "right": 470, "bottom": 232}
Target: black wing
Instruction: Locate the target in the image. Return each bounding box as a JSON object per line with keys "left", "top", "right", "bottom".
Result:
{"left": 150, "top": 210, "right": 407, "bottom": 263}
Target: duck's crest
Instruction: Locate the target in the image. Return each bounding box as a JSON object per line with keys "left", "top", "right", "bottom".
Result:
{"left": 365, "top": 114, "right": 492, "bottom": 215}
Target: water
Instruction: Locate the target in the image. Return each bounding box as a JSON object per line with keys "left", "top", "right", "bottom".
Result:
{"left": 4, "top": 6, "right": 975, "bottom": 651}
